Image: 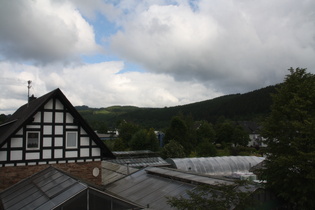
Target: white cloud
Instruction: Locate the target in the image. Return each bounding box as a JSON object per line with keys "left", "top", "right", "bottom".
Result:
{"left": 109, "top": 0, "right": 315, "bottom": 93}
{"left": 0, "top": 0, "right": 100, "bottom": 64}
{"left": 0, "top": 61, "right": 221, "bottom": 114}
{"left": 1, "top": 0, "right": 315, "bottom": 115}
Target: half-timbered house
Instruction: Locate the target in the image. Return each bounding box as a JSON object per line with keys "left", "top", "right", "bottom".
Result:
{"left": 0, "top": 88, "right": 115, "bottom": 190}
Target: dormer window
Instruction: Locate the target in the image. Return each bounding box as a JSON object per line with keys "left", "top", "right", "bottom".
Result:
{"left": 27, "top": 132, "right": 40, "bottom": 149}
{"left": 66, "top": 132, "right": 77, "bottom": 148}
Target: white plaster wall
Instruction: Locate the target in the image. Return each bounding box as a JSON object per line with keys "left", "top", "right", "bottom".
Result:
{"left": 44, "top": 126, "right": 52, "bottom": 135}
{"left": 27, "top": 125, "right": 40, "bottom": 129}
{"left": 66, "top": 151, "right": 77, "bottom": 158}
{"left": 66, "top": 126, "right": 77, "bottom": 129}
{"left": 16, "top": 128, "right": 23, "bottom": 135}
{"left": 44, "top": 112, "right": 53, "bottom": 123}
{"left": 66, "top": 113, "right": 73, "bottom": 123}
{"left": 43, "top": 150, "right": 52, "bottom": 159}
{"left": 80, "top": 148, "right": 89, "bottom": 157}
{"left": 92, "top": 148, "right": 100, "bottom": 156}
{"left": 10, "top": 137, "right": 23, "bottom": 148}
{"left": 55, "top": 126, "right": 63, "bottom": 135}
{"left": 44, "top": 99, "right": 53, "bottom": 109}
{"left": 33, "top": 112, "right": 41, "bottom": 122}
{"left": 55, "top": 137, "right": 63, "bottom": 146}
{"left": 26, "top": 152, "right": 40, "bottom": 160}
{"left": 11, "top": 151, "right": 23, "bottom": 160}
{"left": 43, "top": 137, "right": 52, "bottom": 146}
{"left": 0, "top": 151, "right": 7, "bottom": 161}
{"left": 55, "top": 112, "right": 64, "bottom": 123}
{"left": 55, "top": 99, "right": 64, "bottom": 110}
{"left": 54, "top": 149, "right": 63, "bottom": 158}
{"left": 80, "top": 137, "right": 90, "bottom": 146}
{"left": 80, "top": 128, "right": 87, "bottom": 135}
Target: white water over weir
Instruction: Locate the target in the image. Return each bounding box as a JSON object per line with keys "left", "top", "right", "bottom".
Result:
{"left": 166, "top": 156, "right": 265, "bottom": 176}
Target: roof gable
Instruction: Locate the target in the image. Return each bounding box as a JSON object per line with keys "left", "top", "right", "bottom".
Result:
{"left": 0, "top": 88, "right": 114, "bottom": 159}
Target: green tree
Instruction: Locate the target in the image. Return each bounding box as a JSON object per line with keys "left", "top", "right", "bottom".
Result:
{"left": 146, "top": 128, "right": 159, "bottom": 151}
{"left": 215, "top": 121, "right": 249, "bottom": 147}
{"left": 194, "top": 121, "right": 217, "bottom": 157}
{"left": 215, "top": 121, "right": 235, "bottom": 146}
{"left": 161, "top": 139, "right": 186, "bottom": 159}
{"left": 117, "top": 120, "right": 140, "bottom": 146}
{"left": 113, "top": 138, "right": 127, "bottom": 151}
{"left": 196, "top": 140, "right": 217, "bottom": 157}
{"left": 196, "top": 121, "right": 216, "bottom": 143}
{"left": 129, "top": 128, "right": 159, "bottom": 151}
{"left": 232, "top": 125, "right": 250, "bottom": 147}
{"left": 164, "top": 116, "right": 191, "bottom": 155}
{"left": 262, "top": 68, "right": 315, "bottom": 209}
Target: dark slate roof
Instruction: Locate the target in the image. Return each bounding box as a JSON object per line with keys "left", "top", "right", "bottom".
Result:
{"left": 105, "top": 167, "right": 198, "bottom": 210}
{"left": 0, "top": 166, "right": 86, "bottom": 210}
{"left": 102, "top": 161, "right": 139, "bottom": 185}
{"left": 105, "top": 167, "right": 259, "bottom": 210}
{"left": 0, "top": 88, "right": 114, "bottom": 159}
{"left": 0, "top": 167, "right": 143, "bottom": 210}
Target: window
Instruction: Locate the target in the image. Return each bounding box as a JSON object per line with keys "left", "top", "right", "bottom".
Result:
{"left": 27, "top": 132, "right": 40, "bottom": 149}
{"left": 66, "top": 132, "right": 77, "bottom": 148}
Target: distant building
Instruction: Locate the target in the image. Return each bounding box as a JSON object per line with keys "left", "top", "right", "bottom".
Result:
{"left": 237, "top": 121, "right": 267, "bottom": 147}
{"left": 96, "top": 132, "right": 118, "bottom": 141}
{"left": 154, "top": 131, "right": 165, "bottom": 147}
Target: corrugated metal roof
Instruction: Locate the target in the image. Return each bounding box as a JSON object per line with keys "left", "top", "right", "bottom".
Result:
{"left": 105, "top": 167, "right": 197, "bottom": 210}
{"left": 166, "top": 156, "right": 265, "bottom": 176}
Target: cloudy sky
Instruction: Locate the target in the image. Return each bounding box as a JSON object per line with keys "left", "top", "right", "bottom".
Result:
{"left": 1, "top": 0, "right": 315, "bottom": 114}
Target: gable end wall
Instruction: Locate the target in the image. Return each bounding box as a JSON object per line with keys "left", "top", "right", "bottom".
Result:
{"left": 0, "top": 98, "right": 103, "bottom": 167}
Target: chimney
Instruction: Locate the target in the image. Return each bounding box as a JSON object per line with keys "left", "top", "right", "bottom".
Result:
{"left": 29, "top": 94, "right": 37, "bottom": 102}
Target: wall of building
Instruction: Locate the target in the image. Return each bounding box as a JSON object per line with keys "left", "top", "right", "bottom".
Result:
{"left": 0, "top": 98, "right": 103, "bottom": 167}
{"left": 0, "top": 161, "right": 102, "bottom": 191}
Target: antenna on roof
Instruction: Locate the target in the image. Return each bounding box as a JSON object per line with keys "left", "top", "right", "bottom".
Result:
{"left": 27, "top": 80, "right": 32, "bottom": 105}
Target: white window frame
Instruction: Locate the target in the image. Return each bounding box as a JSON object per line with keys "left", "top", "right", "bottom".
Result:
{"left": 66, "top": 132, "right": 78, "bottom": 148}
{"left": 26, "top": 131, "right": 40, "bottom": 150}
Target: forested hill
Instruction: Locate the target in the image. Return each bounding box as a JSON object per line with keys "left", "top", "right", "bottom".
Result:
{"left": 76, "top": 84, "right": 278, "bottom": 129}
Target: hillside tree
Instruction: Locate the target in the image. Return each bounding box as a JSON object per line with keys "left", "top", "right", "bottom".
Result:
{"left": 129, "top": 128, "right": 159, "bottom": 151}
{"left": 164, "top": 116, "right": 192, "bottom": 155}
{"left": 161, "top": 139, "right": 186, "bottom": 159}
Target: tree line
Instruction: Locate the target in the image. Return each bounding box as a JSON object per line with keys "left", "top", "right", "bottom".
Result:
{"left": 111, "top": 114, "right": 253, "bottom": 159}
